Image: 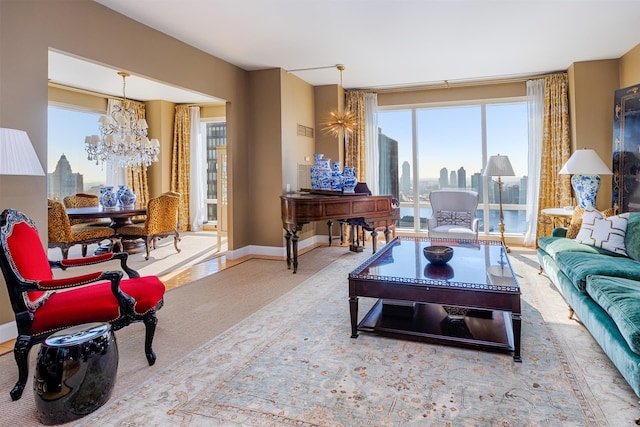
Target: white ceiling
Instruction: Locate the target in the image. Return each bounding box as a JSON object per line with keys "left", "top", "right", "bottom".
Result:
{"left": 52, "top": 0, "right": 640, "bottom": 101}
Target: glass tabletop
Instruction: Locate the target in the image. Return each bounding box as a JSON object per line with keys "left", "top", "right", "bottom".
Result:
{"left": 350, "top": 237, "right": 519, "bottom": 292}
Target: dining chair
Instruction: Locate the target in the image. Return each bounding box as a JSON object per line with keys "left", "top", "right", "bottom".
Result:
{"left": 47, "top": 200, "right": 121, "bottom": 259}
{"left": 63, "top": 193, "right": 108, "bottom": 226}
{"left": 116, "top": 192, "right": 181, "bottom": 260}
{"left": 0, "top": 208, "right": 165, "bottom": 401}
{"left": 427, "top": 190, "right": 480, "bottom": 240}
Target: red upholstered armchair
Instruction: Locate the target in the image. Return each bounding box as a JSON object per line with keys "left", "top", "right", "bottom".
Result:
{"left": 0, "top": 209, "right": 166, "bottom": 401}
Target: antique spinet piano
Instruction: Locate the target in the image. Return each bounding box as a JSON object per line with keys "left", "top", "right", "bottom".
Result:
{"left": 281, "top": 191, "right": 400, "bottom": 273}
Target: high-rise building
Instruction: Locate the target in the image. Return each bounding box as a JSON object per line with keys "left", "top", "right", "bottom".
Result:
{"left": 449, "top": 170, "right": 457, "bottom": 188}
{"left": 471, "top": 172, "right": 483, "bottom": 201}
{"left": 439, "top": 168, "right": 448, "bottom": 189}
{"left": 400, "top": 161, "right": 411, "bottom": 195}
{"left": 457, "top": 167, "right": 467, "bottom": 189}
{"left": 378, "top": 129, "right": 399, "bottom": 197}
{"left": 47, "top": 154, "right": 83, "bottom": 200}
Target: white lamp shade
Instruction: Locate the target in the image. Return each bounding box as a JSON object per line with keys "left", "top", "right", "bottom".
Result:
{"left": 483, "top": 154, "right": 515, "bottom": 177}
{"left": 559, "top": 149, "right": 612, "bottom": 175}
{"left": 0, "top": 128, "right": 45, "bottom": 176}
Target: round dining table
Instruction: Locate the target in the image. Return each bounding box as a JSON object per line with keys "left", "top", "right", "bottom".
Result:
{"left": 66, "top": 205, "right": 147, "bottom": 228}
{"left": 66, "top": 205, "right": 147, "bottom": 254}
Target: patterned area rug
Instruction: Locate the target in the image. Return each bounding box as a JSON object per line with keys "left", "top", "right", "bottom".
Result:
{"left": 74, "top": 248, "right": 613, "bottom": 426}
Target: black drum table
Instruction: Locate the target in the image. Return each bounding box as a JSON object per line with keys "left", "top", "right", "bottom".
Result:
{"left": 34, "top": 322, "right": 118, "bottom": 425}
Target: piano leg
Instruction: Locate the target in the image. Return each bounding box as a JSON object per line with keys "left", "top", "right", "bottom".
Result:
{"left": 292, "top": 232, "right": 299, "bottom": 273}
{"left": 284, "top": 229, "right": 292, "bottom": 269}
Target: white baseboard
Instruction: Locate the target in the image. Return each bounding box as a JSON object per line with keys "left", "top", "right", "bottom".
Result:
{"left": 226, "top": 234, "right": 329, "bottom": 260}
{"left": 0, "top": 321, "right": 17, "bottom": 344}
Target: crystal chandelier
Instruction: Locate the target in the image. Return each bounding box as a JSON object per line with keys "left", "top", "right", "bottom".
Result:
{"left": 85, "top": 72, "right": 160, "bottom": 169}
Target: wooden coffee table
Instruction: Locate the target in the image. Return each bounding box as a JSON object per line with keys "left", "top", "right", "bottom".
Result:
{"left": 349, "top": 236, "right": 522, "bottom": 362}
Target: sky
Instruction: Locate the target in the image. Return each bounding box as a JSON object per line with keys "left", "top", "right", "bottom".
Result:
{"left": 48, "top": 106, "right": 107, "bottom": 187}
{"left": 378, "top": 102, "right": 528, "bottom": 183}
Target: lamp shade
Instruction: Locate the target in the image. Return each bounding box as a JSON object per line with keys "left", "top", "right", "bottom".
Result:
{"left": 0, "top": 128, "right": 45, "bottom": 176}
{"left": 558, "top": 149, "right": 612, "bottom": 175}
{"left": 483, "top": 154, "right": 515, "bottom": 177}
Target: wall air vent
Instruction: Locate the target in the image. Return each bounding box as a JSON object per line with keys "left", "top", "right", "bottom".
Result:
{"left": 297, "top": 124, "right": 314, "bottom": 138}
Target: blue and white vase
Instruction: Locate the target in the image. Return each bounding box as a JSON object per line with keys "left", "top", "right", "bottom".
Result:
{"left": 331, "top": 161, "right": 343, "bottom": 191}
{"left": 118, "top": 186, "right": 137, "bottom": 208}
{"left": 342, "top": 166, "right": 358, "bottom": 193}
{"left": 99, "top": 186, "right": 118, "bottom": 209}
{"left": 310, "top": 153, "right": 325, "bottom": 190}
{"left": 116, "top": 185, "right": 127, "bottom": 206}
{"left": 318, "top": 158, "right": 332, "bottom": 190}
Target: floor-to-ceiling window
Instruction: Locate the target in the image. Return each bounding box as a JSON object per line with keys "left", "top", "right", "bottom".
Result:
{"left": 378, "top": 99, "right": 528, "bottom": 238}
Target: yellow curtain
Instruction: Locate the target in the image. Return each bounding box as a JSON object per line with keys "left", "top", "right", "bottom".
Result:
{"left": 536, "top": 73, "right": 572, "bottom": 240}
{"left": 345, "top": 91, "right": 366, "bottom": 182}
{"left": 171, "top": 105, "right": 190, "bottom": 232}
{"left": 124, "top": 100, "right": 150, "bottom": 207}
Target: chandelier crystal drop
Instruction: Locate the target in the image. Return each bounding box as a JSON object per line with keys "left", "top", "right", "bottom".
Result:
{"left": 85, "top": 72, "right": 160, "bottom": 169}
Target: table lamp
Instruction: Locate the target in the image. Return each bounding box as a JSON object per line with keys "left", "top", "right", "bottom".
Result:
{"left": 0, "top": 128, "right": 45, "bottom": 176}
{"left": 558, "top": 149, "right": 611, "bottom": 209}
{"left": 483, "top": 154, "right": 515, "bottom": 252}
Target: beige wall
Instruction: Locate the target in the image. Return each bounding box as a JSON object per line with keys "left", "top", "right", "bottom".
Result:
{"left": 145, "top": 100, "right": 176, "bottom": 197}
{"left": 0, "top": 0, "right": 251, "bottom": 326}
{"left": 620, "top": 43, "right": 640, "bottom": 89}
{"left": 567, "top": 60, "right": 620, "bottom": 210}
{"left": 378, "top": 81, "right": 526, "bottom": 106}
{"left": 314, "top": 84, "right": 344, "bottom": 165}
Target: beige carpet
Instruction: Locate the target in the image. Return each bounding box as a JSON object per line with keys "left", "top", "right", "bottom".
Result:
{"left": 1, "top": 245, "right": 638, "bottom": 425}
{"left": 0, "top": 244, "right": 350, "bottom": 426}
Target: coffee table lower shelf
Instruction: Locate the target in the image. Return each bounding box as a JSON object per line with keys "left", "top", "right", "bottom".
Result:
{"left": 358, "top": 299, "right": 515, "bottom": 355}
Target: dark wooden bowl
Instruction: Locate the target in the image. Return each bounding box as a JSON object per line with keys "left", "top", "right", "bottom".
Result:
{"left": 423, "top": 245, "right": 454, "bottom": 265}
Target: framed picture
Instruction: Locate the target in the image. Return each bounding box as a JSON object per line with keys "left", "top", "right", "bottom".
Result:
{"left": 612, "top": 83, "right": 640, "bottom": 212}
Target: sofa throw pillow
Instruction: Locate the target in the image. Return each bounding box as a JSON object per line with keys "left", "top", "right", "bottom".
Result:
{"left": 566, "top": 207, "right": 616, "bottom": 239}
{"left": 574, "top": 209, "right": 630, "bottom": 255}
{"left": 436, "top": 210, "right": 472, "bottom": 228}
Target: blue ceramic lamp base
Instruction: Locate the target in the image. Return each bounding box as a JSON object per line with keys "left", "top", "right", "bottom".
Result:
{"left": 571, "top": 174, "right": 600, "bottom": 209}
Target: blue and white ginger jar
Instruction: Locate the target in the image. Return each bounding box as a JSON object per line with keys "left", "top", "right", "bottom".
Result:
{"left": 331, "top": 161, "right": 343, "bottom": 191}
{"left": 99, "top": 186, "right": 118, "bottom": 209}
{"left": 118, "top": 186, "right": 137, "bottom": 208}
{"left": 310, "top": 153, "right": 324, "bottom": 190}
{"left": 342, "top": 166, "right": 358, "bottom": 193}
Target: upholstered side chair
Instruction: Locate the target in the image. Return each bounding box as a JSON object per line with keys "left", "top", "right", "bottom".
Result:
{"left": 427, "top": 190, "right": 480, "bottom": 240}
{"left": 63, "top": 193, "right": 108, "bottom": 226}
{"left": 0, "top": 208, "right": 165, "bottom": 401}
{"left": 47, "top": 200, "right": 120, "bottom": 259}
{"left": 116, "top": 192, "right": 181, "bottom": 260}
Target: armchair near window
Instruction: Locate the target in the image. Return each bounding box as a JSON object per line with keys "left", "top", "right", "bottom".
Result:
{"left": 47, "top": 199, "right": 120, "bottom": 259}
{"left": 0, "top": 209, "right": 165, "bottom": 401}
{"left": 116, "top": 192, "right": 181, "bottom": 260}
{"left": 427, "top": 190, "right": 479, "bottom": 240}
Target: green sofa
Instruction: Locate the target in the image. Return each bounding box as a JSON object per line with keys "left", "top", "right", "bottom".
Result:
{"left": 538, "top": 213, "right": 640, "bottom": 397}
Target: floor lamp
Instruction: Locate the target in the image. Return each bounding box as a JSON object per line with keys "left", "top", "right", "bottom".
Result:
{"left": 483, "top": 154, "right": 515, "bottom": 252}
{"left": 558, "top": 149, "right": 612, "bottom": 209}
